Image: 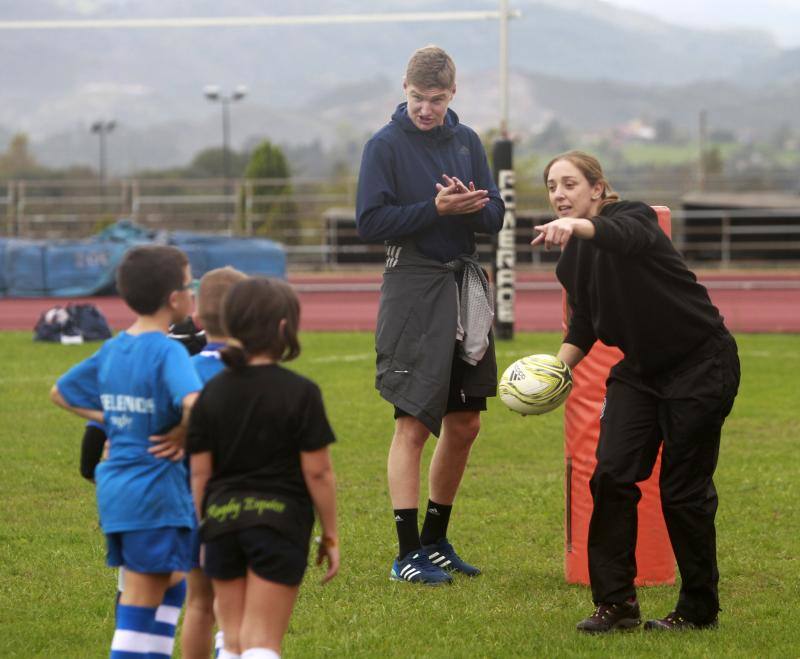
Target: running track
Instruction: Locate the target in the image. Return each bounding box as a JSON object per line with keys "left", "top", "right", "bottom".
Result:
{"left": 1, "top": 271, "right": 799, "bottom": 333}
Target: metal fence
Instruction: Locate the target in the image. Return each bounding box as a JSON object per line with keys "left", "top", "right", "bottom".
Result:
{"left": 675, "top": 208, "right": 800, "bottom": 265}
{"left": 3, "top": 177, "right": 800, "bottom": 268}
{"left": 2, "top": 178, "right": 354, "bottom": 238}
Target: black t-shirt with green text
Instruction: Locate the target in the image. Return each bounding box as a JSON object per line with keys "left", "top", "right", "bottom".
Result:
{"left": 187, "top": 364, "right": 335, "bottom": 547}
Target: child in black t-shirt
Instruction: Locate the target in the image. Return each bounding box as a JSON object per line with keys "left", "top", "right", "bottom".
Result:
{"left": 187, "top": 277, "right": 339, "bottom": 659}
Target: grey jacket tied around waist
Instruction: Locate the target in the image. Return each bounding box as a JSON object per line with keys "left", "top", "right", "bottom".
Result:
{"left": 375, "top": 242, "right": 497, "bottom": 436}
{"left": 449, "top": 254, "right": 495, "bottom": 365}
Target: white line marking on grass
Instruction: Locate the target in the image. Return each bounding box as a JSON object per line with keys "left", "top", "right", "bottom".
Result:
{"left": 0, "top": 375, "right": 60, "bottom": 385}
{"left": 496, "top": 349, "right": 559, "bottom": 358}
{"left": 496, "top": 350, "right": 799, "bottom": 360}
{"left": 309, "top": 353, "right": 373, "bottom": 364}
{"left": 739, "top": 351, "right": 799, "bottom": 359}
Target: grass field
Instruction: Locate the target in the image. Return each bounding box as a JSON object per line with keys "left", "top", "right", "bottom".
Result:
{"left": 1, "top": 331, "right": 799, "bottom": 658}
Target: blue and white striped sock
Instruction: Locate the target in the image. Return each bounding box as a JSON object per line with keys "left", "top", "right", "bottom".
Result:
{"left": 215, "top": 630, "right": 225, "bottom": 658}
{"left": 148, "top": 579, "right": 186, "bottom": 659}
{"left": 110, "top": 604, "right": 157, "bottom": 658}
{"left": 115, "top": 567, "right": 126, "bottom": 624}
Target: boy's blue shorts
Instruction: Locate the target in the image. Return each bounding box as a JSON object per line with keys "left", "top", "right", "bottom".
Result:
{"left": 106, "top": 527, "right": 193, "bottom": 574}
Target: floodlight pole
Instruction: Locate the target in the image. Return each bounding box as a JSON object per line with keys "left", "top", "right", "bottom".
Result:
{"left": 204, "top": 85, "right": 247, "bottom": 193}
{"left": 221, "top": 97, "right": 232, "bottom": 187}
{"left": 698, "top": 108, "right": 708, "bottom": 192}
{"left": 90, "top": 119, "right": 116, "bottom": 181}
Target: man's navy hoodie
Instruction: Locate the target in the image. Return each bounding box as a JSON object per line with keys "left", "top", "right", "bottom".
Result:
{"left": 356, "top": 103, "right": 505, "bottom": 262}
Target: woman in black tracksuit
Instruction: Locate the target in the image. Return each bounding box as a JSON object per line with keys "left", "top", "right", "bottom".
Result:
{"left": 533, "top": 151, "right": 740, "bottom": 633}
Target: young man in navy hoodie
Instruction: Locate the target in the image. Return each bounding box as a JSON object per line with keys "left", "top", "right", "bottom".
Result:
{"left": 356, "top": 45, "right": 504, "bottom": 585}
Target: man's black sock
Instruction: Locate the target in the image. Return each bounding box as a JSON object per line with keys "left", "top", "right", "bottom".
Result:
{"left": 394, "top": 508, "right": 421, "bottom": 559}
{"left": 420, "top": 500, "right": 453, "bottom": 546}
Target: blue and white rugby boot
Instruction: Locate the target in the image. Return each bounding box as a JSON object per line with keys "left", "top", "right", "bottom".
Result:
{"left": 390, "top": 550, "right": 453, "bottom": 585}
{"left": 423, "top": 538, "right": 482, "bottom": 576}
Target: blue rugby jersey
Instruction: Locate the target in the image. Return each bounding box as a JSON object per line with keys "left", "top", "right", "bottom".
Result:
{"left": 190, "top": 342, "right": 226, "bottom": 385}
{"left": 57, "top": 331, "right": 202, "bottom": 533}
{"left": 185, "top": 343, "right": 227, "bottom": 490}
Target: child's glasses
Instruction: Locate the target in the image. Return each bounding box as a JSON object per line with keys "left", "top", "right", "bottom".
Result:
{"left": 178, "top": 279, "right": 200, "bottom": 295}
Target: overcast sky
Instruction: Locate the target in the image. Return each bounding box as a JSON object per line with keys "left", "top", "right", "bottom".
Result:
{"left": 604, "top": 0, "right": 800, "bottom": 47}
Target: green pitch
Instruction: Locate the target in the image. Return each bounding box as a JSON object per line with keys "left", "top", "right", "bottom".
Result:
{"left": 1, "top": 331, "right": 798, "bottom": 658}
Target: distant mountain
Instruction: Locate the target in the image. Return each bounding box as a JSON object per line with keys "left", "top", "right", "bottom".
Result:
{"left": 33, "top": 68, "right": 800, "bottom": 177}
{"left": 736, "top": 47, "right": 800, "bottom": 86}
{"left": 0, "top": 0, "right": 796, "bottom": 172}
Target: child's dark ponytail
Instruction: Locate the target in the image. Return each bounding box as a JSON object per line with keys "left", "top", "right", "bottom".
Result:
{"left": 220, "top": 341, "right": 248, "bottom": 371}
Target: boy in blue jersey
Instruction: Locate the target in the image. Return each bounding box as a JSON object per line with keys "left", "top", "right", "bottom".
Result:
{"left": 77, "top": 317, "right": 208, "bottom": 482}
{"left": 182, "top": 266, "right": 246, "bottom": 659}
{"left": 51, "top": 245, "right": 202, "bottom": 659}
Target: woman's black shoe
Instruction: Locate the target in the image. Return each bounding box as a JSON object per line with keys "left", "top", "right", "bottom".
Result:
{"left": 576, "top": 600, "right": 642, "bottom": 633}
{"left": 644, "top": 611, "right": 718, "bottom": 631}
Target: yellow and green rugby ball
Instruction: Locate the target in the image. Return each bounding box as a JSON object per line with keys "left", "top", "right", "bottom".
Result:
{"left": 499, "top": 354, "right": 573, "bottom": 415}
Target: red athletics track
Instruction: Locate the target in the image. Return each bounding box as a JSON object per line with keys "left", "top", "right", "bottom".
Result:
{"left": 1, "top": 271, "right": 799, "bottom": 333}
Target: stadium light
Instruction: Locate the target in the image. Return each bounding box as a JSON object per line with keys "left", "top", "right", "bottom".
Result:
{"left": 203, "top": 84, "right": 221, "bottom": 101}
{"left": 232, "top": 85, "right": 248, "bottom": 102}
{"left": 203, "top": 85, "right": 248, "bottom": 191}
{"left": 90, "top": 119, "right": 116, "bottom": 181}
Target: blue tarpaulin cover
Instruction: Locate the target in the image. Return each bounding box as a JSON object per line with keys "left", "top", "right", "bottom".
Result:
{"left": 0, "top": 219, "right": 286, "bottom": 297}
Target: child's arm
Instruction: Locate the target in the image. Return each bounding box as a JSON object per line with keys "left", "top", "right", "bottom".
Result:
{"left": 301, "top": 446, "right": 339, "bottom": 583}
{"left": 148, "top": 392, "right": 199, "bottom": 461}
{"left": 186, "top": 392, "right": 212, "bottom": 523}
{"left": 150, "top": 340, "right": 204, "bottom": 460}
{"left": 190, "top": 451, "right": 212, "bottom": 522}
{"left": 50, "top": 384, "right": 104, "bottom": 424}
{"left": 79, "top": 423, "right": 107, "bottom": 482}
